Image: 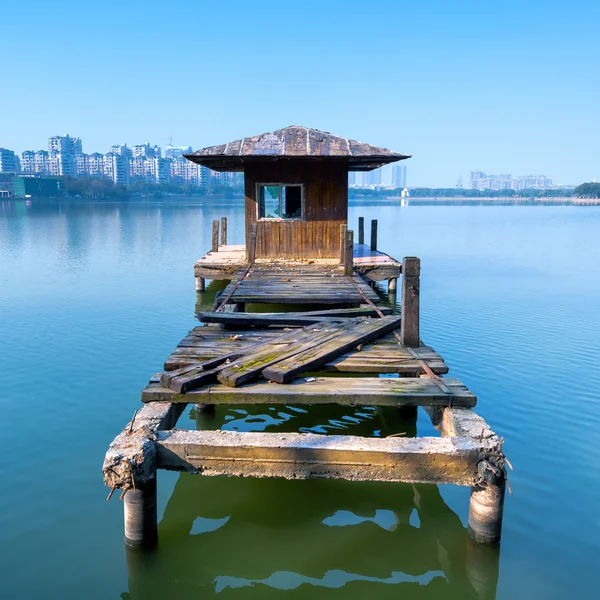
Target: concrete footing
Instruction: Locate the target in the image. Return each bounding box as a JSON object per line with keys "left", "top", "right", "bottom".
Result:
{"left": 468, "top": 476, "right": 505, "bottom": 544}
{"left": 124, "top": 478, "right": 157, "bottom": 549}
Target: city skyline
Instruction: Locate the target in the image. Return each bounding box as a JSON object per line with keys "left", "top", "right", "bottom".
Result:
{"left": 0, "top": 131, "right": 580, "bottom": 189}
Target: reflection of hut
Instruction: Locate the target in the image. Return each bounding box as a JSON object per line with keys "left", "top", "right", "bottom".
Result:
{"left": 185, "top": 126, "right": 410, "bottom": 259}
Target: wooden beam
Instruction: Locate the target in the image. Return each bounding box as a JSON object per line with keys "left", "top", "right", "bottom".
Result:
{"left": 212, "top": 220, "right": 219, "bottom": 253}
{"left": 358, "top": 216, "right": 364, "bottom": 245}
{"left": 370, "top": 219, "right": 378, "bottom": 251}
{"left": 263, "top": 315, "right": 401, "bottom": 383}
{"left": 401, "top": 257, "right": 420, "bottom": 347}
{"left": 339, "top": 223, "right": 347, "bottom": 265}
{"left": 155, "top": 429, "right": 483, "bottom": 485}
{"left": 197, "top": 306, "right": 393, "bottom": 327}
{"left": 247, "top": 222, "right": 257, "bottom": 263}
{"left": 344, "top": 229, "right": 354, "bottom": 276}
{"left": 142, "top": 376, "right": 476, "bottom": 407}
{"left": 220, "top": 217, "right": 227, "bottom": 245}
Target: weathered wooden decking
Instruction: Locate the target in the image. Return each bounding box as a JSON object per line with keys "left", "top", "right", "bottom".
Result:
{"left": 194, "top": 244, "right": 401, "bottom": 285}
{"left": 104, "top": 245, "right": 507, "bottom": 551}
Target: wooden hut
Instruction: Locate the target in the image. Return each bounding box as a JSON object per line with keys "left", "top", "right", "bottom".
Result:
{"left": 185, "top": 126, "right": 410, "bottom": 259}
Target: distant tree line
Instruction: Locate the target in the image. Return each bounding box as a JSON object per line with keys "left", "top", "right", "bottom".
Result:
{"left": 60, "top": 178, "right": 244, "bottom": 199}
{"left": 62, "top": 177, "right": 129, "bottom": 198}
{"left": 127, "top": 182, "right": 243, "bottom": 198}
{"left": 573, "top": 182, "right": 600, "bottom": 198}
{"left": 349, "top": 187, "right": 573, "bottom": 199}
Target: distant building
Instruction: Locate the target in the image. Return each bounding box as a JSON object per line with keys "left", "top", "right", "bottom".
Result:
{"left": 0, "top": 148, "right": 18, "bottom": 172}
{"left": 392, "top": 164, "right": 407, "bottom": 188}
{"left": 0, "top": 172, "right": 15, "bottom": 196}
{"left": 131, "top": 143, "right": 161, "bottom": 158}
{"left": 165, "top": 145, "right": 192, "bottom": 159}
{"left": 103, "top": 152, "right": 130, "bottom": 185}
{"left": 48, "top": 134, "right": 82, "bottom": 155}
{"left": 13, "top": 174, "right": 61, "bottom": 197}
{"left": 470, "top": 170, "right": 553, "bottom": 191}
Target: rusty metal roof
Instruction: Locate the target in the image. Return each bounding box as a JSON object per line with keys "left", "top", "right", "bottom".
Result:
{"left": 184, "top": 126, "right": 411, "bottom": 172}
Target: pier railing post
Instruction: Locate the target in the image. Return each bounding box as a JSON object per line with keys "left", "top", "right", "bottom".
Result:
{"left": 212, "top": 220, "right": 219, "bottom": 253}
{"left": 340, "top": 223, "right": 347, "bottom": 265}
{"left": 400, "top": 257, "right": 420, "bottom": 347}
{"left": 358, "top": 217, "right": 364, "bottom": 245}
{"left": 247, "top": 222, "right": 257, "bottom": 264}
{"left": 344, "top": 229, "right": 354, "bottom": 276}
{"left": 370, "top": 219, "right": 378, "bottom": 251}
{"left": 221, "top": 217, "right": 227, "bottom": 246}
{"left": 124, "top": 477, "right": 157, "bottom": 549}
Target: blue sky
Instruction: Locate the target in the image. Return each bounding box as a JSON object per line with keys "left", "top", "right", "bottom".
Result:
{"left": 2, "top": 0, "right": 599, "bottom": 186}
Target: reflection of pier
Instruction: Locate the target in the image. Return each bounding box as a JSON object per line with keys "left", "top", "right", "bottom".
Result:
{"left": 125, "top": 470, "right": 499, "bottom": 599}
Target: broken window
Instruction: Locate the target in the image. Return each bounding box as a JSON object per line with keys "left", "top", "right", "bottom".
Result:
{"left": 258, "top": 184, "right": 303, "bottom": 219}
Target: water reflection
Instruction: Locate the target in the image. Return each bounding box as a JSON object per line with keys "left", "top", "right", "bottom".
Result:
{"left": 124, "top": 475, "right": 498, "bottom": 599}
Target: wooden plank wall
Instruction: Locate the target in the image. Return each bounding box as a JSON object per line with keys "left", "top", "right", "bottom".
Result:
{"left": 244, "top": 160, "right": 348, "bottom": 258}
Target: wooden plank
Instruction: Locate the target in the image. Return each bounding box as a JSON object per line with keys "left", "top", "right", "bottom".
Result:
{"left": 197, "top": 306, "right": 393, "bottom": 327}
{"left": 155, "top": 429, "right": 483, "bottom": 486}
{"left": 217, "top": 321, "right": 353, "bottom": 387}
{"left": 247, "top": 222, "right": 257, "bottom": 263}
{"left": 263, "top": 315, "right": 402, "bottom": 383}
{"left": 339, "top": 223, "right": 347, "bottom": 264}
{"left": 142, "top": 376, "right": 476, "bottom": 407}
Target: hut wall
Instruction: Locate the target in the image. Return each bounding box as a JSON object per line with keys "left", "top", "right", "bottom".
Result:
{"left": 244, "top": 161, "right": 348, "bottom": 259}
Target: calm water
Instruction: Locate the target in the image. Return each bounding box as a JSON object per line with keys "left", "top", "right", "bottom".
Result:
{"left": 1, "top": 198, "right": 599, "bottom": 599}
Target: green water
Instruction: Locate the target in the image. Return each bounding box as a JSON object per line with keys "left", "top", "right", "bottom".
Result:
{"left": 1, "top": 198, "right": 599, "bottom": 599}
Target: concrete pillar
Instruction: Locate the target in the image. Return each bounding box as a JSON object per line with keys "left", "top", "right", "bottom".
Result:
{"left": 468, "top": 474, "right": 505, "bottom": 544}
{"left": 124, "top": 477, "right": 157, "bottom": 549}
{"left": 465, "top": 536, "right": 501, "bottom": 599}
{"left": 195, "top": 277, "right": 205, "bottom": 292}
{"left": 195, "top": 403, "right": 216, "bottom": 414}
{"left": 388, "top": 277, "right": 398, "bottom": 293}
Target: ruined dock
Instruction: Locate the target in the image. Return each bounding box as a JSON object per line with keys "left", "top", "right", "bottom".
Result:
{"left": 103, "top": 126, "right": 506, "bottom": 554}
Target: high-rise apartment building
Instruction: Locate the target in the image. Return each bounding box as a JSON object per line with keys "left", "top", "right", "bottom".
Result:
{"left": 165, "top": 145, "right": 192, "bottom": 159}
{"left": 48, "top": 134, "right": 82, "bottom": 155}
{"left": 103, "top": 152, "right": 130, "bottom": 185}
{"left": 392, "top": 164, "right": 407, "bottom": 188}
{"left": 131, "top": 143, "right": 161, "bottom": 158}
{"left": 0, "top": 148, "right": 18, "bottom": 172}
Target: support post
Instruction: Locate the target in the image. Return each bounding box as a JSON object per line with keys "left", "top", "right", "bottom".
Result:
{"left": 247, "top": 222, "right": 257, "bottom": 263}
{"left": 220, "top": 217, "right": 227, "bottom": 246}
{"left": 124, "top": 477, "right": 157, "bottom": 549}
{"left": 468, "top": 473, "right": 506, "bottom": 545}
{"left": 388, "top": 277, "right": 397, "bottom": 293}
{"left": 400, "top": 257, "right": 420, "bottom": 347}
{"left": 195, "top": 277, "right": 205, "bottom": 292}
{"left": 370, "top": 219, "right": 378, "bottom": 252}
{"left": 339, "top": 223, "right": 347, "bottom": 265}
{"left": 212, "top": 220, "right": 219, "bottom": 253}
{"left": 358, "top": 217, "right": 364, "bottom": 245}
{"left": 344, "top": 229, "right": 354, "bottom": 276}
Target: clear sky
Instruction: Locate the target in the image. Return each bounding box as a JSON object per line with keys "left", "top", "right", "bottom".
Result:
{"left": 2, "top": 0, "right": 599, "bottom": 187}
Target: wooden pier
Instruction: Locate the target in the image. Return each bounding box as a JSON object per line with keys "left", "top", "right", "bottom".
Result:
{"left": 103, "top": 126, "right": 506, "bottom": 555}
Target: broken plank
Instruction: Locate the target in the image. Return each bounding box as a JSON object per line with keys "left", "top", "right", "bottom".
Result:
{"left": 155, "top": 429, "right": 483, "bottom": 486}
{"left": 142, "top": 376, "right": 476, "bottom": 407}
{"left": 216, "top": 321, "right": 353, "bottom": 387}
{"left": 263, "top": 315, "right": 402, "bottom": 383}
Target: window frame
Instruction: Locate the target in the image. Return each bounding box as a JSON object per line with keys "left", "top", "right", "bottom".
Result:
{"left": 256, "top": 183, "right": 305, "bottom": 221}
